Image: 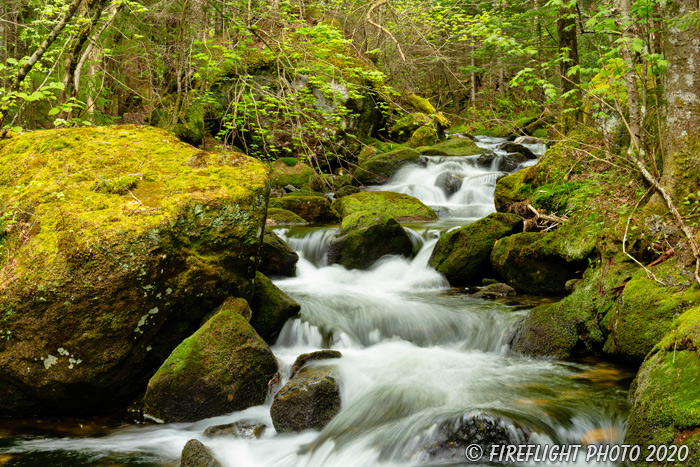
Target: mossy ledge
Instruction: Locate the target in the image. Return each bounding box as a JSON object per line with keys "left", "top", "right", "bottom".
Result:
{"left": 0, "top": 125, "right": 269, "bottom": 416}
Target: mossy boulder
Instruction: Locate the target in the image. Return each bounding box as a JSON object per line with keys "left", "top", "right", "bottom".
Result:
{"left": 471, "top": 283, "right": 516, "bottom": 299}
{"left": 268, "top": 196, "right": 341, "bottom": 223}
{"left": 490, "top": 231, "right": 590, "bottom": 296}
{"left": 331, "top": 191, "right": 437, "bottom": 222}
{"left": 408, "top": 125, "right": 438, "bottom": 148}
{"left": 328, "top": 211, "right": 413, "bottom": 269}
{"left": 625, "top": 306, "right": 700, "bottom": 465}
{"left": 429, "top": 213, "right": 523, "bottom": 285}
{"left": 353, "top": 146, "right": 421, "bottom": 185}
{"left": 494, "top": 169, "right": 531, "bottom": 212}
{"left": 266, "top": 208, "right": 307, "bottom": 226}
{"left": 173, "top": 102, "right": 205, "bottom": 147}
{"left": 389, "top": 113, "right": 433, "bottom": 142}
{"left": 0, "top": 126, "right": 268, "bottom": 416}
{"left": 180, "top": 439, "right": 222, "bottom": 467}
{"left": 269, "top": 160, "right": 315, "bottom": 191}
{"left": 259, "top": 230, "right": 299, "bottom": 277}
{"left": 250, "top": 272, "right": 301, "bottom": 344}
{"left": 143, "top": 298, "right": 277, "bottom": 423}
{"left": 406, "top": 94, "right": 450, "bottom": 128}
{"left": 416, "top": 137, "right": 486, "bottom": 157}
{"left": 270, "top": 364, "right": 341, "bottom": 432}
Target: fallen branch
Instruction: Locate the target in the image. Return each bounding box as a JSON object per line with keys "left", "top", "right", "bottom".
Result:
{"left": 527, "top": 204, "right": 568, "bottom": 224}
{"left": 647, "top": 248, "right": 675, "bottom": 268}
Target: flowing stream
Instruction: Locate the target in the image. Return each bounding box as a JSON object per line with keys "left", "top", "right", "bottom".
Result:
{"left": 0, "top": 137, "right": 633, "bottom": 466}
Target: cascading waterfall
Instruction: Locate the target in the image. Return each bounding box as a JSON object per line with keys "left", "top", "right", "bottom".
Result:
{"left": 0, "top": 137, "right": 632, "bottom": 467}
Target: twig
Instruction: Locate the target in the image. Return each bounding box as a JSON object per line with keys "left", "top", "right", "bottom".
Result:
{"left": 527, "top": 204, "right": 568, "bottom": 224}
{"left": 646, "top": 248, "right": 675, "bottom": 268}
{"left": 366, "top": 0, "right": 406, "bottom": 62}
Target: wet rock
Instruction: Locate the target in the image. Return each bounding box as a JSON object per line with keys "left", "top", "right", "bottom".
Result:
{"left": 420, "top": 412, "right": 530, "bottom": 462}
{"left": 514, "top": 136, "right": 542, "bottom": 145}
{"left": 434, "top": 172, "right": 465, "bottom": 197}
{"left": 498, "top": 142, "right": 537, "bottom": 159}
{"left": 265, "top": 208, "right": 307, "bottom": 226}
{"left": 284, "top": 184, "right": 300, "bottom": 193}
{"left": 143, "top": 298, "right": 278, "bottom": 423}
{"left": 328, "top": 211, "right": 413, "bottom": 269}
{"left": 477, "top": 151, "right": 530, "bottom": 172}
{"left": 270, "top": 365, "right": 341, "bottom": 432}
{"left": 269, "top": 196, "right": 341, "bottom": 223}
{"left": 291, "top": 350, "right": 342, "bottom": 378}
{"left": 490, "top": 232, "right": 588, "bottom": 296}
{"left": 429, "top": 213, "right": 523, "bottom": 285}
{"left": 354, "top": 146, "right": 421, "bottom": 185}
{"left": 250, "top": 272, "right": 301, "bottom": 344}
{"left": 181, "top": 439, "right": 222, "bottom": 467}
{"left": 0, "top": 126, "right": 269, "bottom": 416}
{"left": 204, "top": 420, "right": 267, "bottom": 439}
{"left": 471, "top": 283, "right": 516, "bottom": 299}
{"left": 332, "top": 191, "right": 437, "bottom": 222}
{"left": 259, "top": 230, "right": 299, "bottom": 277}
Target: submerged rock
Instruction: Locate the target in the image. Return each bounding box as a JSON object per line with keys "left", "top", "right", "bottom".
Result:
{"left": 204, "top": 420, "right": 267, "bottom": 439}
{"left": 268, "top": 196, "right": 341, "bottom": 223}
{"left": 259, "top": 230, "right": 299, "bottom": 277}
{"left": 270, "top": 364, "right": 341, "bottom": 432}
{"left": 290, "top": 350, "right": 342, "bottom": 378}
{"left": 353, "top": 146, "right": 421, "bottom": 185}
{"left": 429, "top": 213, "right": 523, "bottom": 285}
{"left": 143, "top": 298, "right": 277, "bottom": 423}
{"left": 0, "top": 126, "right": 268, "bottom": 416}
{"left": 328, "top": 211, "right": 413, "bottom": 269}
{"left": 180, "top": 439, "right": 222, "bottom": 467}
{"left": 434, "top": 172, "right": 464, "bottom": 197}
{"left": 250, "top": 272, "right": 301, "bottom": 344}
{"left": 471, "top": 283, "right": 516, "bottom": 299}
{"left": 331, "top": 191, "right": 437, "bottom": 222}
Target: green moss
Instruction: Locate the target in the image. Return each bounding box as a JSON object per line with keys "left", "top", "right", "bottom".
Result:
{"left": 408, "top": 125, "right": 437, "bottom": 148}
{"left": 494, "top": 169, "right": 531, "bottom": 212}
{"left": 269, "top": 160, "right": 315, "bottom": 190}
{"left": 279, "top": 157, "right": 298, "bottom": 167}
{"left": 407, "top": 94, "right": 449, "bottom": 127}
{"left": 416, "top": 137, "right": 483, "bottom": 157}
{"left": 429, "top": 212, "right": 523, "bottom": 285}
{"left": 173, "top": 101, "right": 205, "bottom": 147}
{"left": 390, "top": 113, "right": 433, "bottom": 140}
{"left": 266, "top": 208, "right": 307, "bottom": 225}
{"left": 353, "top": 147, "right": 421, "bottom": 185}
{"left": 331, "top": 191, "right": 437, "bottom": 222}
{"left": 251, "top": 272, "right": 300, "bottom": 343}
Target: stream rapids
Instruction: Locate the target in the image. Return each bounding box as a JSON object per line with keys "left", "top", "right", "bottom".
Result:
{"left": 0, "top": 136, "right": 634, "bottom": 467}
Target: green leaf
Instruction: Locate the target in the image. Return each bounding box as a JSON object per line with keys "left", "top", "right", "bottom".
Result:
{"left": 48, "top": 108, "right": 60, "bottom": 116}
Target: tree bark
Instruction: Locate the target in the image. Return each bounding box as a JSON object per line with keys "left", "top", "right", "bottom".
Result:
{"left": 557, "top": 1, "right": 582, "bottom": 133}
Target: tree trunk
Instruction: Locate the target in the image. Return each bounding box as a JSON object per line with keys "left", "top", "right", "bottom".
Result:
{"left": 660, "top": 0, "right": 700, "bottom": 201}
{"left": 557, "top": 1, "right": 582, "bottom": 133}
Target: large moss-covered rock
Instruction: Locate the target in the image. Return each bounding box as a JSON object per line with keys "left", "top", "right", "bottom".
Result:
{"left": 429, "top": 213, "right": 523, "bottom": 285}
{"left": 269, "top": 159, "right": 315, "bottom": 191}
{"left": 250, "top": 272, "right": 300, "bottom": 343}
{"left": 416, "top": 137, "right": 486, "bottom": 157}
{"left": 354, "top": 146, "right": 421, "bottom": 185}
{"left": 259, "top": 230, "right": 299, "bottom": 277}
{"left": 180, "top": 439, "right": 222, "bottom": 467}
{"left": 0, "top": 126, "right": 269, "bottom": 416}
{"left": 328, "top": 211, "right": 413, "bottom": 269}
{"left": 268, "top": 196, "right": 341, "bottom": 223}
{"left": 408, "top": 125, "right": 438, "bottom": 148}
{"left": 270, "top": 364, "right": 341, "bottom": 432}
{"left": 331, "top": 191, "right": 437, "bottom": 222}
{"left": 494, "top": 169, "right": 530, "bottom": 212}
{"left": 625, "top": 307, "right": 700, "bottom": 465}
{"left": 143, "top": 298, "right": 278, "bottom": 423}
{"left": 490, "top": 231, "right": 589, "bottom": 296}
{"left": 266, "top": 208, "right": 307, "bottom": 226}
{"left": 389, "top": 113, "right": 433, "bottom": 142}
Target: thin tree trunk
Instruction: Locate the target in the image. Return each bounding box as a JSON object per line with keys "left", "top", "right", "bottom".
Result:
{"left": 616, "top": 0, "right": 643, "bottom": 155}
{"left": 557, "top": 1, "right": 582, "bottom": 133}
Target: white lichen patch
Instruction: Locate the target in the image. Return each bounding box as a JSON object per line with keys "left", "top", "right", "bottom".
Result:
{"left": 133, "top": 307, "right": 160, "bottom": 335}
{"left": 43, "top": 355, "right": 58, "bottom": 369}
{"left": 166, "top": 288, "right": 172, "bottom": 295}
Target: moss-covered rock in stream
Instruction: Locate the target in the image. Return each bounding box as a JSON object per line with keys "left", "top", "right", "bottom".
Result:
{"left": 268, "top": 196, "right": 341, "bottom": 223}
{"left": 180, "top": 439, "right": 223, "bottom": 467}
{"left": 408, "top": 125, "right": 438, "bottom": 148}
{"left": 270, "top": 364, "right": 341, "bottom": 432}
{"left": 331, "top": 191, "right": 437, "bottom": 222}
{"left": 389, "top": 113, "right": 434, "bottom": 143}
{"left": 266, "top": 208, "right": 308, "bottom": 226}
{"left": 625, "top": 306, "right": 700, "bottom": 465}
{"left": 143, "top": 298, "right": 277, "bottom": 423}
{"left": 494, "top": 169, "right": 531, "bottom": 211}
{"left": 429, "top": 213, "right": 523, "bottom": 285}
{"left": 353, "top": 146, "right": 421, "bottom": 185}
{"left": 0, "top": 125, "right": 269, "bottom": 417}
{"left": 328, "top": 211, "right": 413, "bottom": 269}
{"left": 259, "top": 230, "right": 299, "bottom": 277}
{"left": 416, "top": 137, "right": 486, "bottom": 157}
{"left": 250, "top": 272, "right": 300, "bottom": 344}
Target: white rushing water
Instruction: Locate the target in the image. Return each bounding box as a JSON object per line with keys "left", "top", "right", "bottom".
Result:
{"left": 1, "top": 137, "right": 631, "bottom": 467}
